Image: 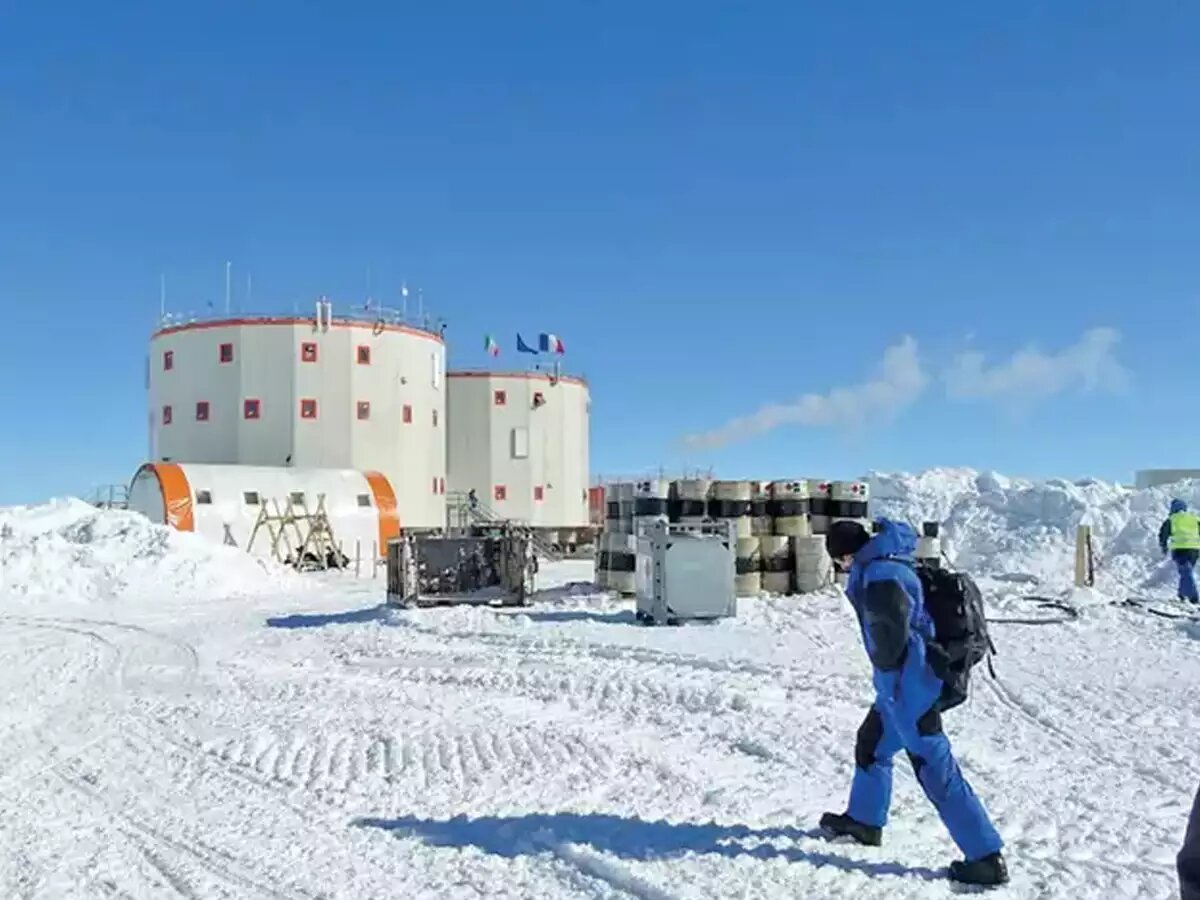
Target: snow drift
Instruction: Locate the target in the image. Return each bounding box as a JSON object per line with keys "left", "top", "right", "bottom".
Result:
{"left": 0, "top": 497, "right": 297, "bottom": 603}
{"left": 869, "top": 468, "right": 1200, "bottom": 594}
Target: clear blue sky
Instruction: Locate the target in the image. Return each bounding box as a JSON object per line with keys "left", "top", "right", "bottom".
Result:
{"left": 1, "top": 2, "right": 1196, "bottom": 504}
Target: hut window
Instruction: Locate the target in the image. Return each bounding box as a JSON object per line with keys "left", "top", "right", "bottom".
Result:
{"left": 243, "top": 491, "right": 260, "bottom": 505}
{"left": 244, "top": 399, "right": 261, "bottom": 420}
{"left": 432, "top": 408, "right": 439, "bottom": 427}
{"left": 534, "top": 485, "right": 544, "bottom": 501}
{"left": 195, "top": 401, "right": 210, "bottom": 421}
{"left": 162, "top": 405, "right": 173, "bottom": 425}
{"left": 493, "top": 390, "right": 507, "bottom": 406}
{"left": 511, "top": 427, "right": 529, "bottom": 459}
{"left": 196, "top": 490, "right": 213, "bottom": 505}
{"left": 494, "top": 485, "right": 507, "bottom": 502}
{"left": 356, "top": 494, "right": 371, "bottom": 507}
{"left": 301, "top": 342, "right": 318, "bottom": 363}
{"left": 357, "top": 345, "right": 371, "bottom": 365}
{"left": 533, "top": 391, "right": 544, "bottom": 408}
{"left": 300, "top": 398, "right": 318, "bottom": 419}
{"left": 289, "top": 491, "right": 305, "bottom": 505}
{"left": 432, "top": 477, "right": 439, "bottom": 494}
{"left": 219, "top": 343, "right": 234, "bottom": 363}
{"left": 402, "top": 404, "right": 412, "bottom": 424}
{"left": 357, "top": 401, "right": 370, "bottom": 420}
{"left": 163, "top": 350, "right": 174, "bottom": 371}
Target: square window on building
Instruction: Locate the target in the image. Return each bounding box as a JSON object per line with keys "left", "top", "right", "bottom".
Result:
{"left": 300, "top": 398, "right": 318, "bottom": 419}
{"left": 402, "top": 404, "right": 412, "bottom": 424}
{"left": 301, "top": 342, "right": 318, "bottom": 363}
{"left": 494, "top": 389, "right": 507, "bottom": 406}
{"left": 162, "top": 405, "right": 173, "bottom": 425}
{"left": 357, "top": 345, "right": 371, "bottom": 365}
{"left": 534, "top": 485, "right": 544, "bottom": 501}
{"left": 494, "top": 485, "right": 507, "bottom": 502}
{"left": 196, "top": 490, "right": 213, "bottom": 505}
{"left": 195, "top": 401, "right": 210, "bottom": 422}
{"left": 290, "top": 491, "right": 305, "bottom": 505}
{"left": 243, "top": 491, "right": 260, "bottom": 505}
{"left": 432, "top": 408, "right": 439, "bottom": 427}
{"left": 533, "top": 391, "right": 544, "bottom": 407}
{"left": 356, "top": 494, "right": 371, "bottom": 508}
{"left": 219, "top": 343, "right": 234, "bottom": 363}
{"left": 163, "top": 350, "right": 174, "bottom": 371}
{"left": 357, "top": 401, "right": 370, "bottom": 420}
{"left": 244, "top": 398, "right": 261, "bottom": 420}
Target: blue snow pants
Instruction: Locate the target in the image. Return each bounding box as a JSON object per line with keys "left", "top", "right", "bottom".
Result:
{"left": 1175, "top": 550, "right": 1200, "bottom": 602}
{"left": 847, "top": 703, "right": 1003, "bottom": 862}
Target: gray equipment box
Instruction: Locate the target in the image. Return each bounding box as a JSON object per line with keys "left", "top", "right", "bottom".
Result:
{"left": 386, "top": 524, "right": 536, "bottom": 608}
{"left": 635, "top": 520, "right": 737, "bottom": 626}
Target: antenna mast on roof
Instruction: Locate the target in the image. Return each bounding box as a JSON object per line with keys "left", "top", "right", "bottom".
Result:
{"left": 159, "top": 273, "right": 166, "bottom": 321}
{"left": 225, "top": 261, "right": 232, "bottom": 315}
{"left": 246, "top": 273, "right": 252, "bottom": 309}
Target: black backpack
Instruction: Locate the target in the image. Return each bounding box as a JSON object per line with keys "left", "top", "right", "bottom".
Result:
{"left": 913, "top": 563, "right": 996, "bottom": 711}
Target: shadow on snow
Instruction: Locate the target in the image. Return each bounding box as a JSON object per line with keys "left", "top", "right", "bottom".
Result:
{"left": 353, "top": 812, "right": 943, "bottom": 882}
{"left": 265, "top": 604, "right": 391, "bottom": 629}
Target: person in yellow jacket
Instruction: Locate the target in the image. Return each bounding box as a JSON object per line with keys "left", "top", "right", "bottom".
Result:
{"left": 1158, "top": 499, "right": 1200, "bottom": 602}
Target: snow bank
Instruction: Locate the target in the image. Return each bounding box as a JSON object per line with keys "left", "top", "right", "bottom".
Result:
{"left": 0, "top": 498, "right": 298, "bottom": 603}
{"left": 869, "top": 468, "right": 1200, "bottom": 594}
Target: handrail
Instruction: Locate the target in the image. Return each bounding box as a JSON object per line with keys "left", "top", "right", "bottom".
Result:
{"left": 155, "top": 301, "right": 445, "bottom": 339}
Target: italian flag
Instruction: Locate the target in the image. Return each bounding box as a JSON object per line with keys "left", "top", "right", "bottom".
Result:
{"left": 484, "top": 335, "right": 500, "bottom": 357}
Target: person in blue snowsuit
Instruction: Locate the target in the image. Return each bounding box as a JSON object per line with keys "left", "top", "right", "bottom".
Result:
{"left": 1158, "top": 498, "right": 1200, "bottom": 603}
{"left": 820, "top": 518, "right": 1008, "bottom": 887}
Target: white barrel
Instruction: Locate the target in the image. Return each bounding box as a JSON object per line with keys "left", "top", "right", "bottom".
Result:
{"left": 605, "top": 531, "right": 637, "bottom": 595}
{"left": 616, "top": 482, "right": 636, "bottom": 534}
{"left": 760, "top": 535, "right": 793, "bottom": 595}
{"left": 830, "top": 481, "right": 870, "bottom": 529}
{"left": 675, "top": 479, "right": 711, "bottom": 527}
{"left": 594, "top": 538, "right": 610, "bottom": 589}
{"left": 604, "top": 484, "right": 621, "bottom": 534}
{"left": 793, "top": 535, "right": 834, "bottom": 593}
{"left": 769, "top": 479, "right": 810, "bottom": 537}
{"left": 710, "top": 480, "right": 753, "bottom": 539}
{"left": 917, "top": 521, "right": 941, "bottom": 568}
{"left": 735, "top": 536, "right": 762, "bottom": 596}
{"left": 633, "top": 478, "right": 670, "bottom": 537}
{"left": 750, "top": 482, "right": 773, "bottom": 536}
{"left": 808, "top": 479, "right": 833, "bottom": 534}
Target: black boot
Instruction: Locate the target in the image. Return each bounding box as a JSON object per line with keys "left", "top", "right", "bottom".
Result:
{"left": 948, "top": 852, "right": 1008, "bottom": 886}
{"left": 818, "top": 812, "right": 882, "bottom": 846}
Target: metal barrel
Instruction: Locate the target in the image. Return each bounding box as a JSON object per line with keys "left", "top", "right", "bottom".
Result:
{"left": 830, "top": 481, "right": 870, "bottom": 530}
{"left": 808, "top": 479, "right": 833, "bottom": 534}
{"left": 633, "top": 478, "right": 670, "bottom": 538}
{"left": 916, "top": 521, "right": 941, "bottom": 568}
{"left": 760, "top": 535, "right": 793, "bottom": 595}
{"left": 616, "top": 482, "right": 636, "bottom": 534}
{"left": 750, "top": 481, "right": 773, "bottom": 536}
{"left": 674, "top": 479, "right": 712, "bottom": 527}
{"left": 735, "top": 536, "right": 762, "bottom": 596}
{"left": 792, "top": 535, "right": 834, "bottom": 594}
{"left": 769, "top": 479, "right": 811, "bottom": 537}
{"left": 606, "top": 531, "right": 638, "bottom": 595}
{"left": 710, "top": 480, "right": 753, "bottom": 539}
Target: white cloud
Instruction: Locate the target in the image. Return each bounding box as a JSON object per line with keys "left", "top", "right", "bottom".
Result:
{"left": 944, "top": 327, "right": 1129, "bottom": 404}
{"left": 682, "top": 336, "right": 927, "bottom": 450}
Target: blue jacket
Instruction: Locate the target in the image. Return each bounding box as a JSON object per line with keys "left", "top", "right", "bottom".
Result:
{"left": 845, "top": 519, "right": 944, "bottom": 723}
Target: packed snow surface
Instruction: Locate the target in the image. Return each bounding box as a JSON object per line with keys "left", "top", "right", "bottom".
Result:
{"left": 1, "top": 477, "right": 1198, "bottom": 899}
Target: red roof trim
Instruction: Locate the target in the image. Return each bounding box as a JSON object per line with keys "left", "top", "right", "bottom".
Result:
{"left": 153, "top": 316, "right": 444, "bottom": 345}
{"left": 447, "top": 370, "right": 587, "bottom": 387}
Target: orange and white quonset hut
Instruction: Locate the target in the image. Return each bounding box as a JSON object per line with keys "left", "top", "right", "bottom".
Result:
{"left": 446, "top": 370, "right": 590, "bottom": 529}
{"left": 146, "top": 303, "right": 446, "bottom": 529}
{"left": 129, "top": 463, "right": 399, "bottom": 560}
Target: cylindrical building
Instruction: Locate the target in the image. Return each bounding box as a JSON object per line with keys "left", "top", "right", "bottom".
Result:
{"left": 147, "top": 308, "right": 446, "bottom": 529}
{"left": 445, "top": 371, "right": 590, "bottom": 529}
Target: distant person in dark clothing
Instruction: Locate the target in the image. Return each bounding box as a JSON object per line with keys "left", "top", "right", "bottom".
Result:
{"left": 1180, "top": 781, "right": 1200, "bottom": 899}
{"left": 1159, "top": 499, "right": 1200, "bottom": 602}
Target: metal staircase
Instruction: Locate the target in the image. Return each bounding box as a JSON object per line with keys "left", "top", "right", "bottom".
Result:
{"left": 445, "top": 491, "right": 562, "bottom": 561}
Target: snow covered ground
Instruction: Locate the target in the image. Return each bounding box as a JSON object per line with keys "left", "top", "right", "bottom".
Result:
{"left": 1, "top": 474, "right": 1198, "bottom": 899}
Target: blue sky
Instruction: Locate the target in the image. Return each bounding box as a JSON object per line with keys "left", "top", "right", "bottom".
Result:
{"left": 1, "top": 2, "right": 1197, "bottom": 504}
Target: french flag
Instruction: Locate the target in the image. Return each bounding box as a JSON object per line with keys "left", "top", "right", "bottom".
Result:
{"left": 538, "top": 333, "right": 565, "bottom": 354}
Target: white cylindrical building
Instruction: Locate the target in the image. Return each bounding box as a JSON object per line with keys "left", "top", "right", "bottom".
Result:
{"left": 147, "top": 310, "right": 446, "bottom": 529}
{"left": 128, "top": 462, "right": 400, "bottom": 560}
{"left": 445, "top": 371, "right": 590, "bottom": 529}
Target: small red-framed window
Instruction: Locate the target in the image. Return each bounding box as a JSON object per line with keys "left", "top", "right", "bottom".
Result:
{"left": 357, "top": 401, "right": 370, "bottom": 421}
{"left": 493, "top": 390, "right": 507, "bottom": 406}
{"left": 494, "top": 485, "right": 507, "bottom": 502}
{"left": 402, "top": 404, "right": 412, "bottom": 424}
{"left": 533, "top": 391, "right": 544, "bottom": 407}
{"left": 534, "top": 485, "right": 544, "bottom": 501}
{"left": 163, "top": 350, "right": 174, "bottom": 371}
{"left": 300, "top": 342, "right": 318, "bottom": 363}
{"left": 432, "top": 408, "right": 439, "bottom": 427}
{"left": 357, "top": 345, "right": 371, "bottom": 365}
{"left": 300, "top": 398, "right": 318, "bottom": 419}
{"left": 439, "top": 477, "right": 445, "bottom": 494}
{"left": 244, "top": 398, "right": 261, "bottom": 420}
{"left": 162, "top": 405, "right": 173, "bottom": 425}
{"left": 432, "top": 476, "right": 439, "bottom": 494}
{"left": 219, "top": 343, "right": 234, "bottom": 363}
{"left": 195, "top": 401, "right": 210, "bottom": 422}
